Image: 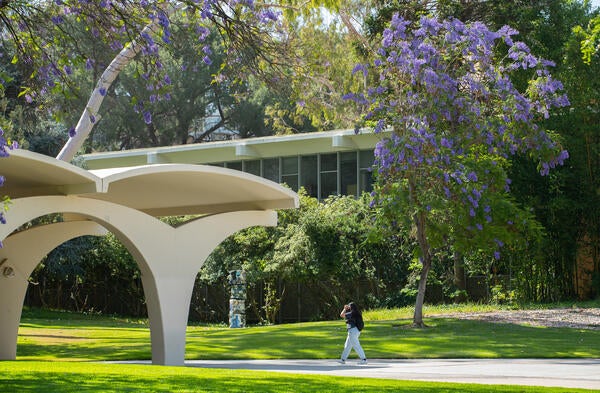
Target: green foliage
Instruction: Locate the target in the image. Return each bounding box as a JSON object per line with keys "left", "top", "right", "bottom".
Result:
{"left": 505, "top": 1, "right": 600, "bottom": 301}
{"left": 199, "top": 190, "right": 411, "bottom": 321}
{"left": 30, "top": 233, "right": 145, "bottom": 316}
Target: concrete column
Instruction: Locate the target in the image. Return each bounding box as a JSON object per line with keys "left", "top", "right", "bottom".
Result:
{"left": 139, "top": 210, "right": 277, "bottom": 365}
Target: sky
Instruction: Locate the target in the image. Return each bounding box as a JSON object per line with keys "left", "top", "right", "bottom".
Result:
{"left": 593, "top": 0, "right": 600, "bottom": 10}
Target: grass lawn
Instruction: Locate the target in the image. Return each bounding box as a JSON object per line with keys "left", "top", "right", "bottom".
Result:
{"left": 16, "top": 303, "right": 600, "bottom": 361}
{"left": 2, "top": 303, "right": 598, "bottom": 392}
{"left": 0, "top": 361, "right": 592, "bottom": 393}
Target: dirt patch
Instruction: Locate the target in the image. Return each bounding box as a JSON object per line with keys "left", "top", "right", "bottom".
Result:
{"left": 439, "top": 308, "right": 600, "bottom": 330}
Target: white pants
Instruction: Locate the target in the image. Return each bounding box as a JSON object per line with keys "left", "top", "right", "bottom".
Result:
{"left": 341, "top": 327, "right": 366, "bottom": 360}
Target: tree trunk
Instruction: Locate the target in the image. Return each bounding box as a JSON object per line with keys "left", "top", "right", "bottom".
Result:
{"left": 412, "top": 207, "right": 431, "bottom": 327}
{"left": 413, "top": 252, "right": 431, "bottom": 327}
{"left": 453, "top": 251, "right": 467, "bottom": 302}
{"left": 56, "top": 3, "right": 182, "bottom": 162}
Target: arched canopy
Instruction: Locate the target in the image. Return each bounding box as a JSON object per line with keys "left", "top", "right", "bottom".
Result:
{"left": 2, "top": 149, "right": 299, "bottom": 216}
{"left": 1, "top": 149, "right": 101, "bottom": 197}
{"left": 1, "top": 149, "right": 299, "bottom": 365}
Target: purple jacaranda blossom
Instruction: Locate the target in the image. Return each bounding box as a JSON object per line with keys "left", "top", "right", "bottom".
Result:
{"left": 143, "top": 110, "right": 152, "bottom": 124}
{"left": 349, "top": 13, "right": 569, "bottom": 267}
{"left": 260, "top": 9, "right": 278, "bottom": 23}
{"left": 68, "top": 126, "right": 76, "bottom": 137}
{"left": 158, "top": 11, "right": 170, "bottom": 28}
{"left": 352, "top": 64, "right": 368, "bottom": 78}
{"left": 110, "top": 40, "right": 123, "bottom": 51}
{"left": 162, "top": 29, "right": 172, "bottom": 44}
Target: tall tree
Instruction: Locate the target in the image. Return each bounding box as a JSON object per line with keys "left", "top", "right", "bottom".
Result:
{"left": 348, "top": 15, "right": 569, "bottom": 326}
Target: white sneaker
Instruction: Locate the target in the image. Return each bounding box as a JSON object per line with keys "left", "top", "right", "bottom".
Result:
{"left": 357, "top": 359, "right": 368, "bottom": 365}
{"left": 337, "top": 359, "right": 346, "bottom": 365}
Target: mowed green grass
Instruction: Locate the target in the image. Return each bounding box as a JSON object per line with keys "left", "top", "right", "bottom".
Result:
{"left": 0, "top": 361, "right": 592, "bottom": 393}
{"left": 3, "top": 304, "right": 598, "bottom": 393}
{"left": 16, "top": 305, "right": 600, "bottom": 361}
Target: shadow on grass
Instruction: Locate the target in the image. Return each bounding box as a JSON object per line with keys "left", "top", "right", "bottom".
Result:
{"left": 184, "top": 319, "right": 600, "bottom": 360}
{"left": 16, "top": 316, "right": 600, "bottom": 361}
{"left": 0, "top": 362, "right": 585, "bottom": 393}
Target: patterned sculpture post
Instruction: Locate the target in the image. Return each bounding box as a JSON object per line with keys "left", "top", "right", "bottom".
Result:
{"left": 228, "top": 270, "right": 246, "bottom": 328}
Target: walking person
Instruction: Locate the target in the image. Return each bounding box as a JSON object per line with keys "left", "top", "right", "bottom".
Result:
{"left": 338, "top": 302, "right": 367, "bottom": 365}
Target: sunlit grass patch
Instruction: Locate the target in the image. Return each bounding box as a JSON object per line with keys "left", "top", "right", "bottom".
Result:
{"left": 0, "top": 361, "right": 591, "bottom": 393}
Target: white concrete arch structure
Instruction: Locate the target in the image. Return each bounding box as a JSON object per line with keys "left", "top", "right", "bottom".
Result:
{"left": 1, "top": 149, "right": 298, "bottom": 365}
{"left": 0, "top": 221, "right": 108, "bottom": 360}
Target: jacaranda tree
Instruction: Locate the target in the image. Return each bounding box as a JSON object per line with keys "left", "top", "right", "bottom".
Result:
{"left": 0, "top": 0, "right": 334, "bottom": 225}
{"left": 348, "top": 14, "right": 570, "bottom": 326}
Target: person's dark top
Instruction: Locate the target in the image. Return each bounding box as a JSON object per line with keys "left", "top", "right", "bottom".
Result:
{"left": 344, "top": 310, "right": 357, "bottom": 329}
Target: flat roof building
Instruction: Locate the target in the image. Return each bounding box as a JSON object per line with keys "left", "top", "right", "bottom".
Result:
{"left": 82, "top": 128, "right": 390, "bottom": 200}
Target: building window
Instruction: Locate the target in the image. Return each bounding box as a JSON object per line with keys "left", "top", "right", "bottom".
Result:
{"left": 226, "top": 161, "right": 242, "bottom": 171}
{"left": 281, "top": 156, "right": 299, "bottom": 191}
{"left": 340, "top": 152, "right": 358, "bottom": 197}
{"left": 243, "top": 160, "right": 261, "bottom": 176}
{"left": 359, "top": 150, "right": 374, "bottom": 195}
{"left": 216, "top": 150, "right": 374, "bottom": 201}
{"left": 300, "top": 155, "right": 318, "bottom": 198}
{"left": 320, "top": 153, "right": 337, "bottom": 199}
{"left": 263, "top": 158, "right": 279, "bottom": 183}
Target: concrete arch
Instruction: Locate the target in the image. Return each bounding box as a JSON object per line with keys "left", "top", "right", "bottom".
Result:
{"left": 1, "top": 195, "right": 277, "bottom": 365}
{"left": 0, "top": 221, "right": 108, "bottom": 360}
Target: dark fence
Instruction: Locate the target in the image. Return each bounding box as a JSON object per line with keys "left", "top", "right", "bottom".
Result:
{"left": 24, "top": 275, "right": 503, "bottom": 324}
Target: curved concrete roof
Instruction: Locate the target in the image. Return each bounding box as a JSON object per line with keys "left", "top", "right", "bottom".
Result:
{"left": 2, "top": 149, "right": 100, "bottom": 197}
{"left": 3, "top": 149, "right": 298, "bottom": 216}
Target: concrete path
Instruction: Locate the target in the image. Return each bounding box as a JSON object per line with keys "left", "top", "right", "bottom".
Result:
{"left": 183, "top": 358, "right": 600, "bottom": 390}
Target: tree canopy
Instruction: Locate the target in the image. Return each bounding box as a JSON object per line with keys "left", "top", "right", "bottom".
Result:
{"left": 348, "top": 13, "right": 569, "bottom": 325}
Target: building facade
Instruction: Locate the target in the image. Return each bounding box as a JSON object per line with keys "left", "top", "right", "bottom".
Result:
{"left": 83, "top": 128, "right": 390, "bottom": 200}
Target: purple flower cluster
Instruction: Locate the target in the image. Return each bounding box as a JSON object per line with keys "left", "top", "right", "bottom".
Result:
{"left": 0, "top": 128, "right": 17, "bottom": 158}
{"left": 352, "top": 14, "right": 570, "bottom": 260}
{"left": 13, "top": 0, "right": 280, "bottom": 130}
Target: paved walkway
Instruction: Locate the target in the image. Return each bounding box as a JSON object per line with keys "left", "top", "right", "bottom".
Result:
{"left": 183, "top": 358, "right": 600, "bottom": 390}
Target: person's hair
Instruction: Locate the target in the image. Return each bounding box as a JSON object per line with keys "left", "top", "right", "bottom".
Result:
{"left": 348, "top": 302, "right": 361, "bottom": 317}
